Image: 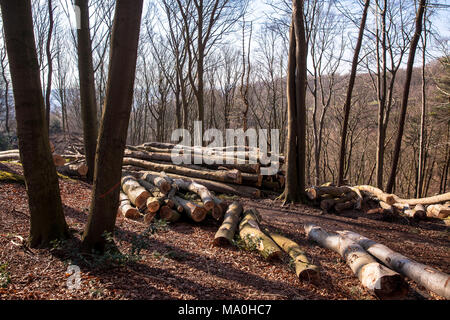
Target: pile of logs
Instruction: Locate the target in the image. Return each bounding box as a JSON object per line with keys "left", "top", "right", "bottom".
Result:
{"left": 0, "top": 142, "right": 89, "bottom": 178}
{"left": 305, "top": 224, "right": 450, "bottom": 299}
{"left": 306, "top": 184, "right": 450, "bottom": 221}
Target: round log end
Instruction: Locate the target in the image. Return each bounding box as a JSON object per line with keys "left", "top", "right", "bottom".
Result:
{"left": 213, "top": 237, "right": 230, "bottom": 247}
{"left": 77, "top": 164, "right": 89, "bottom": 176}
{"left": 192, "top": 207, "right": 207, "bottom": 222}
{"left": 297, "top": 267, "right": 321, "bottom": 285}
{"left": 124, "top": 208, "right": 141, "bottom": 220}
{"left": 144, "top": 212, "right": 156, "bottom": 225}
{"left": 136, "top": 191, "right": 152, "bottom": 209}
{"left": 204, "top": 200, "right": 215, "bottom": 211}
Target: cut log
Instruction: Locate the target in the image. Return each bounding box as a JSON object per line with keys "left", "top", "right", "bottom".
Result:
{"left": 355, "top": 185, "right": 396, "bottom": 205}
{"left": 339, "top": 230, "right": 450, "bottom": 299}
{"left": 171, "top": 179, "right": 214, "bottom": 211}
{"left": 335, "top": 200, "right": 356, "bottom": 213}
{"left": 426, "top": 204, "right": 450, "bottom": 219}
{"left": 119, "top": 192, "right": 141, "bottom": 219}
{"left": 0, "top": 153, "right": 20, "bottom": 161}
{"left": 392, "top": 192, "right": 450, "bottom": 206}
{"left": 141, "top": 171, "right": 171, "bottom": 194}
{"left": 305, "top": 224, "right": 408, "bottom": 299}
{"left": 144, "top": 212, "right": 156, "bottom": 225}
{"left": 57, "top": 162, "right": 88, "bottom": 177}
{"left": 306, "top": 186, "right": 355, "bottom": 200}
{"left": 53, "top": 154, "right": 66, "bottom": 167}
{"left": 159, "top": 206, "right": 181, "bottom": 223}
{"left": 0, "top": 149, "right": 19, "bottom": 155}
{"left": 320, "top": 193, "right": 357, "bottom": 212}
{"left": 404, "top": 204, "right": 426, "bottom": 219}
{"left": 121, "top": 175, "right": 151, "bottom": 209}
{"left": 379, "top": 201, "right": 395, "bottom": 214}
{"left": 268, "top": 232, "right": 320, "bottom": 283}
{"left": 241, "top": 172, "right": 263, "bottom": 187}
{"left": 174, "top": 195, "right": 207, "bottom": 222}
{"left": 238, "top": 209, "right": 282, "bottom": 260}
{"left": 349, "top": 187, "right": 363, "bottom": 210}
{"left": 125, "top": 148, "right": 261, "bottom": 174}
{"left": 137, "top": 179, "right": 160, "bottom": 195}
{"left": 123, "top": 157, "right": 242, "bottom": 184}
{"left": 213, "top": 201, "right": 243, "bottom": 246}
{"left": 146, "top": 197, "right": 163, "bottom": 214}
{"left": 136, "top": 171, "right": 261, "bottom": 198}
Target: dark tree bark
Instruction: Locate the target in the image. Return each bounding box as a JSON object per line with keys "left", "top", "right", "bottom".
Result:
{"left": 81, "top": 0, "right": 144, "bottom": 253}
{"left": 75, "top": 0, "right": 99, "bottom": 182}
{"left": 386, "top": 0, "right": 427, "bottom": 193}
{"left": 281, "top": 0, "right": 307, "bottom": 203}
{"left": 0, "top": 0, "right": 69, "bottom": 248}
{"left": 44, "top": 0, "right": 54, "bottom": 132}
{"left": 337, "top": 0, "right": 370, "bottom": 186}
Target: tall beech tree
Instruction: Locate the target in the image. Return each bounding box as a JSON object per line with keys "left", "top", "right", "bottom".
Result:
{"left": 337, "top": 0, "right": 370, "bottom": 186}
{"left": 75, "top": 0, "right": 99, "bottom": 182}
{"left": 81, "top": 0, "right": 144, "bottom": 253}
{"left": 281, "top": 0, "right": 307, "bottom": 203}
{"left": 0, "top": 0, "right": 69, "bottom": 247}
{"left": 386, "top": 0, "right": 427, "bottom": 193}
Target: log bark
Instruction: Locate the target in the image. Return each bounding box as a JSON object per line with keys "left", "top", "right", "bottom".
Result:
{"left": 339, "top": 230, "right": 450, "bottom": 299}
{"left": 355, "top": 185, "right": 396, "bottom": 205}
{"left": 268, "top": 232, "right": 320, "bottom": 283}
{"left": 213, "top": 201, "right": 243, "bottom": 246}
{"left": 171, "top": 178, "right": 214, "bottom": 210}
{"left": 0, "top": 153, "right": 20, "bottom": 161}
{"left": 335, "top": 200, "right": 356, "bottom": 213}
{"left": 393, "top": 192, "right": 450, "bottom": 206}
{"left": 141, "top": 171, "right": 171, "bottom": 194}
{"left": 305, "top": 224, "right": 408, "bottom": 299}
{"left": 57, "top": 162, "right": 88, "bottom": 177}
{"left": 121, "top": 176, "right": 151, "bottom": 209}
{"left": 404, "top": 204, "right": 426, "bottom": 219}
{"left": 306, "top": 186, "right": 355, "bottom": 200}
{"left": 426, "top": 204, "right": 450, "bottom": 219}
{"left": 119, "top": 192, "right": 140, "bottom": 219}
{"left": 239, "top": 209, "right": 282, "bottom": 260}
{"left": 123, "top": 157, "right": 242, "bottom": 184}
{"left": 136, "top": 171, "right": 261, "bottom": 198}
{"left": 174, "top": 195, "right": 207, "bottom": 222}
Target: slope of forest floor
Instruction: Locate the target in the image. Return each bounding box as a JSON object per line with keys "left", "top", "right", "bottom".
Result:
{"left": 0, "top": 161, "right": 448, "bottom": 300}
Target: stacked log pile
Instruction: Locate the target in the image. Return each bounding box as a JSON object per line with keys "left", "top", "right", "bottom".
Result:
{"left": 306, "top": 184, "right": 450, "bottom": 221}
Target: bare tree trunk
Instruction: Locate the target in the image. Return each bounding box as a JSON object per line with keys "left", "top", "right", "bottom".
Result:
{"left": 75, "top": 0, "right": 99, "bottom": 182}
{"left": 0, "top": 0, "right": 69, "bottom": 248}
{"left": 44, "top": 0, "right": 54, "bottom": 133}
{"left": 386, "top": 0, "right": 426, "bottom": 193}
{"left": 82, "top": 0, "right": 144, "bottom": 253}
{"left": 337, "top": 0, "right": 370, "bottom": 186}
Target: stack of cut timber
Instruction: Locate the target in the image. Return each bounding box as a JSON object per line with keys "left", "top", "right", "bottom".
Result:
{"left": 306, "top": 184, "right": 450, "bottom": 221}
{"left": 123, "top": 142, "right": 286, "bottom": 196}
{"left": 118, "top": 171, "right": 230, "bottom": 226}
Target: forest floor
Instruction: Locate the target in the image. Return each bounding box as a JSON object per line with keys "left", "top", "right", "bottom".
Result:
{"left": 0, "top": 161, "right": 448, "bottom": 300}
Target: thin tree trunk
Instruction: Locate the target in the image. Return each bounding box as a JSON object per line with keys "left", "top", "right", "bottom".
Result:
{"left": 0, "top": 0, "right": 69, "bottom": 248}
{"left": 386, "top": 0, "right": 427, "bottom": 193}
{"left": 76, "top": 0, "right": 99, "bottom": 182}
{"left": 82, "top": 0, "right": 144, "bottom": 253}
{"left": 337, "top": 0, "right": 370, "bottom": 186}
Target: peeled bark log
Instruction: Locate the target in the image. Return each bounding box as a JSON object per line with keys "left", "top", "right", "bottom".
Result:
{"left": 141, "top": 171, "right": 171, "bottom": 194}
{"left": 123, "top": 157, "right": 242, "bottom": 184}
{"left": 356, "top": 185, "right": 397, "bottom": 205}
{"left": 426, "top": 204, "right": 450, "bottom": 219}
{"left": 57, "top": 162, "right": 88, "bottom": 177}
{"left": 119, "top": 192, "right": 140, "bottom": 219}
{"left": 174, "top": 196, "right": 207, "bottom": 222}
{"left": 393, "top": 192, "right": 450, "bottom": 206}
{"left": 305, "top": 224, "right": 408, "bottom": 299}
{"left": 339, "top": 230, "right": 450, "bottom": 299}
{"left": 239, "top": 209, "right": 282, "bottom": 260}
{"left": 213, "top": 201, "right": 243, "bottom": 246}
{"left": 0, "top": 153, "right": 20, "bottom": 161}
{"left": 268, "top": 232, "right": 320, "bottom": 283}
{"left": 121, "top": 175, "right": 151, "bottom": 209}
{"left": 160, "top": 206, "right": 181, "bottom": 223}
